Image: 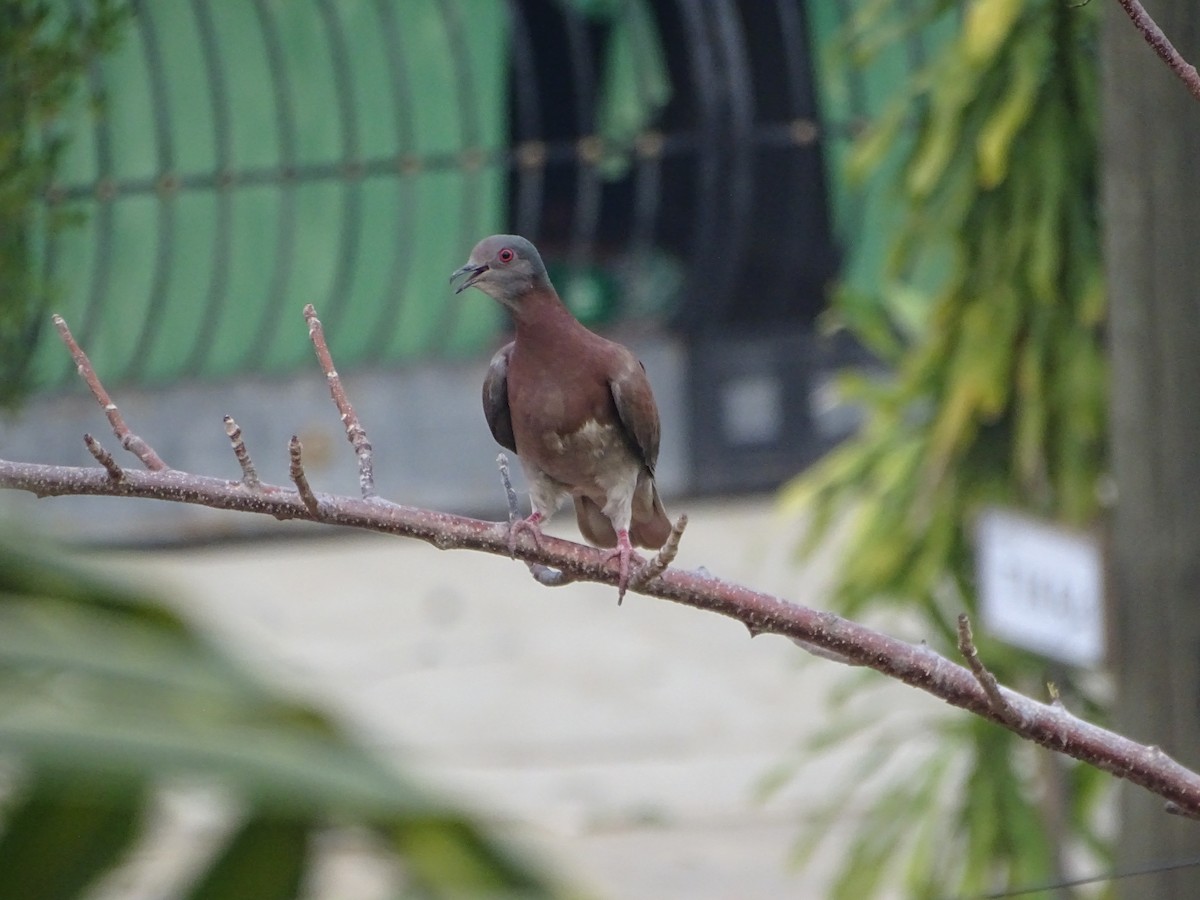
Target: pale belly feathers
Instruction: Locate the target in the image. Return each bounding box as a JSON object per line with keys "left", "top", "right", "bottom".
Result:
{"left": 516, "top": 415, "right": 642, "bottom": 523}
{"left": 534, "top": 418, "right": 639, "bottom": 493}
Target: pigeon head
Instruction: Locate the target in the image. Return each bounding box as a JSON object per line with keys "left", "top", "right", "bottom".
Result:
{"left": 450, "top": 234, "right": 550, "bottom": 308}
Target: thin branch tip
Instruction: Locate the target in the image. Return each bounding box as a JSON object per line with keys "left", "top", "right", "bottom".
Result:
{"left": 496, "top": 454, "right": 521, "bottom": 525}
{"left": 634, "top": 513, "right": 689, "bottom": 588}
{"left": 224, "top": 415, "right": 261, "bottom": 489}
{"left": 288, "top": 435, "right": 320, "bottom": 515}
{"left": 494, "top": 452, "right": 577, "bottom": 587}
{"left": 957, "top": 614, "right": 1020, "bottom": 726}
{"left": 83, "top": 434, "right": 123, "bottom": 481}
{"left": 304, "top": 304, "right": 376, "bottom": 499}
{"left": 54, "top": 315, "right": 168, "bottom": 472}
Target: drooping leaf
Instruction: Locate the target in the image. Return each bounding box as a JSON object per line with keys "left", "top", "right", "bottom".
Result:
{"left": 184, "top": 814, "right": 312, "bottom": 900}
{"left": 0, "top": 537, "right": 563, "bottom": 898}
{"left": 779, "top": 0, "right": 1109, "bottom": 894}
{"left": 0, "top": 774, "right": 146, "bottom": 900}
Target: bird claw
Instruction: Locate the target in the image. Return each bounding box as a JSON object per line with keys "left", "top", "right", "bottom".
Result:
{"left": 601, "top": 531, "right": 645, "bottom": 605}
{"left": 507, "top": 513, "right": 544, "bottom": 557}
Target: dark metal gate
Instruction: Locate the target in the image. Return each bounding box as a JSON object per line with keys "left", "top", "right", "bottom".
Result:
{"left": 506, "top": 0, "right": 838, "bottom": 333}
{"left": 33, "top": 1, "right": 836, "bottom": 386}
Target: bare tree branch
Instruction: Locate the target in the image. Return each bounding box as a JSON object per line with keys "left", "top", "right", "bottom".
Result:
{"left": 497, "top": 452, "right": 577, "bottom": 588}
{"left": 958, "top": 613, "right": 1022, "bottom": 728}
{"left": 83, "top": 433, "right": 123, "bottom": 482}
{"left": 1116, "top": 0, "right": 1200, "bottom": 102}
{"left": 4, "top": 310, "right": 1200, "bottom": 819}
{"left": 636, "top": 514, "right": 688, "bottom": 585}
{"left": 288, "top": 435, "right": 320, "bottom": 516}
{"left": 223, "top": 415, "right": 262, "bottom": 490}
{"left": 304, "top": 303, "right": 376, "bottom": 500}
{"left": 53, "top": 314, "right": 168, "bottom": 471}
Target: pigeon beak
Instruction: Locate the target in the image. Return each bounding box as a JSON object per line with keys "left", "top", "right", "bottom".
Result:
{"left": 450, "top": 262, "right": 489, "bottom": 294}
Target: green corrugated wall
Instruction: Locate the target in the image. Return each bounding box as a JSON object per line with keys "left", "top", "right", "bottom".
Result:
{"left": 32, "top": 1, "right": 508, "bottom": 389}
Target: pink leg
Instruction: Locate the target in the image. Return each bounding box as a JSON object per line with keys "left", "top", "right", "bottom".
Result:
{"left": 508, "top": 511, "right": 545, "bottom": 556}
{"left": 600, "top": 529, "right": 644, "bottom": 604}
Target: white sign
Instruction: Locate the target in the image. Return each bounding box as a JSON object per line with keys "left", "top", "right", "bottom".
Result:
{"left": 975, "top": 507, "right": 1105, "bottom": 668}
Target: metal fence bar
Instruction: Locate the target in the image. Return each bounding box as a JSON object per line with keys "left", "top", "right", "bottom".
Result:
{"left": 125, "top": 0, "right": 177, "bottom": 382}
{"left": 773, "top": 0, "right": 829, "bottom": 305}
{"left": 243, "top": 0, "right": 299, "bottom": 374}
{"left": 74, "top": 0, "right": 117, "bottom": 372}
{"left": 362, "top": 0, "right": 420, "bottom": 365}
{"left": 675, "top": 0, "right": 726, "bottom": 334}
{"left": 561, "top": 5, "right": 602, "bottom": 292}
{"left": 183, "top": 0, "right": 234, "bottom": 378}
{"left": 312, "top": 0, "right": 363, "bottom": 342}
{"left": 623, "top": 5, "right": 667, "bottom": 312}
{"left": 431, "top": 0, "right": 490, "bottom": 354}
{"left": 507, "top": 1, "right": 545, "bottom": 243}
{"left": 707, "top": 0, "right": 756, "bottom": 326}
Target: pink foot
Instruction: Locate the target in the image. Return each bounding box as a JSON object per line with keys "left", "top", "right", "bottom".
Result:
{"left": 508, "top": 512, "right": 545, "bottom": 557}
{"left": 601, "top": 529, "right": 645, "bottom": 605}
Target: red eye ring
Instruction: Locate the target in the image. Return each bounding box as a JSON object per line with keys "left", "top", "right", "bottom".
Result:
{"left": 497, "top": 247, "right": 515, "bottom": 264}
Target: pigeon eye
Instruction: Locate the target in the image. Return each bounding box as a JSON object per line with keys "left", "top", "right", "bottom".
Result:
{"left": 497, "top": 248, "right": 515, "bottom": 264}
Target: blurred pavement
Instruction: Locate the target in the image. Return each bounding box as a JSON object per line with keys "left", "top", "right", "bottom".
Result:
{"left": 85, "top": 495, "right": 948, "bottom": 899}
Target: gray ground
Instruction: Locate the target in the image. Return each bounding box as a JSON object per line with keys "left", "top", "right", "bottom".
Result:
{"left": 79, "top": 496, "right": 945, "bottom": 899}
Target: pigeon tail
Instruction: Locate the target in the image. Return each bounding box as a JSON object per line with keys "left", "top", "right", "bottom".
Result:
{"left": 574, "top": 495, "right": 618, "bottom": 548}
{"left": 573, "top": 480, "right": 670, "bottom": 551}
{"left": 630, "top": 480, "right": 671, "bottom": 549}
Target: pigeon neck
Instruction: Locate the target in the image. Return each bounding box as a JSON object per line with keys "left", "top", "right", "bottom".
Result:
{"left": 511, "top": 285, "right": 579, "bottom": 337}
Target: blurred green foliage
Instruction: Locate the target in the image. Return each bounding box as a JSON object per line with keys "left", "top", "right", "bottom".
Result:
{"left": 0, "top": 0, "right": 127, "bottom": 408}
{"left": 0, "top": 539, "right": 564, "bottom": 898}
{"left": 777, "top": 0, "right": 1111, "bottom": 895}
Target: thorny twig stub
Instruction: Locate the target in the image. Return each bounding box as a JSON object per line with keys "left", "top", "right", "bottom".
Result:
{"left": 304, "top": 304, "right": 376, "bottom": 499}
{"left": 637, "top": 515, "right": 688, "bottom": 585}
{"left": 84, "top": 434, "right": 123, "bottom": 482}
{"left": 957, "top": 614, "right": 1021, "bottom": 727}
{"left": 288, "top": 435, "right": 320, "bottom": 515}
{"left": 53, "top": 314, "right": 168, "bottom": 471}
{"left": 224, "top": 416, "right": 262, "bottom": 490}
{"left": 496, "top": 453, "right": 576, "bottom": 588}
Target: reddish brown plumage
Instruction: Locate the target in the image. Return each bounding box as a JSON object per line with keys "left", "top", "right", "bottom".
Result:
{"left": 458, "top": 235, "right": 671, "bottom": 577}
{"left": 487, "top": 283, "right": 670, "bottom": 550}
